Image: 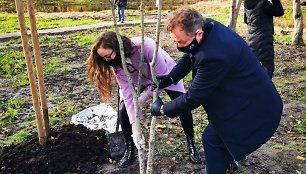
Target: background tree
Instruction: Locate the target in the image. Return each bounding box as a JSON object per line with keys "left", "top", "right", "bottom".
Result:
{"left": 109, "top": 0, "right": 146, "bottom": 173}
{"left": 227, "top": 0, "right": 242, "bottom": 31}
{"left": 292, "top": 0, "right": 304, "bottom": 45}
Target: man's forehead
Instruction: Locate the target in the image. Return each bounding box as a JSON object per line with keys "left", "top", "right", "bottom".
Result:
{"left": 170, "top": 27, "right": 187, "bottom": 38}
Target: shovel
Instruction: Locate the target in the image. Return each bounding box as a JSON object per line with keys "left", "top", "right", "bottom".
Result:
{"left": 108, "top": 87, "right": 125, "bottom": 158}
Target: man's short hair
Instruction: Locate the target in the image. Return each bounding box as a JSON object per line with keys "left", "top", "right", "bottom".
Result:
{"left": 165, "top": 7, "right": 204, "bottom": 36}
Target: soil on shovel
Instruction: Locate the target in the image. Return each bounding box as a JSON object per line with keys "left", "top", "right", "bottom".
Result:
{"left": 0, "top": 124, "right": 111, "bottom": 174}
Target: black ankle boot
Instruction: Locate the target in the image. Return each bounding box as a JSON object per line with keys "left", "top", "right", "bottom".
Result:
{"left": 186, "top": 136, "right": 202, "bottom": 164}
{"left": 118, "top": 141, "right": 136, "bottom": 168}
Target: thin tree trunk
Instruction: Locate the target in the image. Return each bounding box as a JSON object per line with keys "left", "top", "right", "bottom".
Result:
{"left": 108, "top": 0, "right": 146, "bottom": 173}
{"left": 137, "top": 0, "right": 146, "bottom": 173}
{"left": 146, "top": 0, "right": 162, "bottom": 172}
{"left": 227, "top": 0, "right": 242, "bottom": 31}
{"left": 292, "top": 0, "right": 304, "bottom": 45}
{"left": 27, "top": 0, "right": 50, "bottom": 138}
{"left": 15, "top": 0, "right": 47, "bottom": 145}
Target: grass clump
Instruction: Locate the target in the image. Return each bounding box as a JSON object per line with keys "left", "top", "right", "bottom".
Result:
{"left": 0, "top": 98, "right": 27, "bottom": 127}
{"left": 294, "top": 113, "right": 306, "bottom": 134}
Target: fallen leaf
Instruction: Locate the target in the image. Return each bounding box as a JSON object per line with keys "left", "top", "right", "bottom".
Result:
{"left": 156, "top": 124, "right": 167, "bottom": 129}
{"left": 108, "top": 158, "right": 113, "bottom": 163}
{"left": 296, "top": 155, "right": 305, "bottom": 161}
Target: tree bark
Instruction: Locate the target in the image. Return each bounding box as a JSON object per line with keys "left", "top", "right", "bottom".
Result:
{"left": 227, "top": 0, "right": 242, "bottom": 31}
{"left": 292, "top": 0, "right": 304, "bottom": 45}
{"left": 146, "top": 0, "right": 162, "bottom": 173}
{"left": 109, "top": 0, "right": 146, "bottom": 173}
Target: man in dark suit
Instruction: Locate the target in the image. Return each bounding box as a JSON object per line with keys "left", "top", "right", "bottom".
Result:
{"left": 151, "top": 7, "right": 283, "bottom": 174}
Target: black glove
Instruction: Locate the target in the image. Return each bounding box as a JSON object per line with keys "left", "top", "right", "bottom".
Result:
{"left": 151, "top": 97, "right": 164, "bottom": 116}
{"left": 152, "top": 75, "right": 173, "bottom": 90}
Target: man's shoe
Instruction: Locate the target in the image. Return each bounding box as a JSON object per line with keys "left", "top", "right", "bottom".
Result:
{"left": 226, "top": 162, "right": 238, "bottom": 174}
{"left": 117, "top": 19, "right": 121, "bottom": 22}
{"left": 121, "top": 20, "right": 124, "bottom": 23}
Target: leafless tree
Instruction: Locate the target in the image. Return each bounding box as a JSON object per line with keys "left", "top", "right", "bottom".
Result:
{"left": 227, "top": 0, "right": 242, "bottom": 31}
{"left": 292, "top": 0, "right": 304, "bottom": 45}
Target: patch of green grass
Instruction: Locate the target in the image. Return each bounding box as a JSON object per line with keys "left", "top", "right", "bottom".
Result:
{"left": 43, "top": 58, "right": 62, "bottom": 74}
{"left": 73, "top": 32, "right": 98, "bottom": 46}
{"left": 49, "top": 116, "right": 64, "bottom": 127}
{"left": 0, "top": 12, "right": 102, "bottom": 34}
{"left": 210, "top": 14, "right": 229, "bottom": 25}
{"left": 156, "top": 144, "right": 185, "bottom": 160}
{"left": 183, "top": 72, "right": 192, "bottom": 83}
{"left": 0, "top": 49, "right": 25, "bottom": 77}
{"left": 49, "top": 103, "right": 79, "bottom": 122}
{"left": 0, "top": 130, "right": 32, "bottom": 146}
{"left": 57, "top": 94, "right": 69, "bottom": 103}
{"left": 275, "top": 8, "right": 306, "bottom": 28}
{"left": 11, "top": 73, "right": 30, "bottom": 87}
{"left": 274, "top": 72, "right": 306, "bottom": 102}
{"left": 274, "top": 35, "right": 292, "bottom": 44}
{"left": 132, "top": 25, "right": 142, "bottom": 32}
{"left": 193, "top": 113, "right": 208, "bottom": 141}
{"left": 0, "top": 98, "right": 27, "bottom": 126}
{"left": 293, "top": 113, "right": 306, "bottom": 134}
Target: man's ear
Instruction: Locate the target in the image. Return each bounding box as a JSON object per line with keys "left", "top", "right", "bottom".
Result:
{"left": 196, "top": 29, "right": 204, "bottom": 36}
{"left": 196, "top": 29, "right": 204, "bottom": 41}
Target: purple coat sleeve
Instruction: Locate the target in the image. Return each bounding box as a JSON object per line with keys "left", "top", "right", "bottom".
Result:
{"left": 114, "top": 37, "right": 185, "bottom": 124}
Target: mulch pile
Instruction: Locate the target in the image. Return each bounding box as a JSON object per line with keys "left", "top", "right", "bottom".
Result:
{"left": 0, "top": 124, "right": 111, "bottom": 174}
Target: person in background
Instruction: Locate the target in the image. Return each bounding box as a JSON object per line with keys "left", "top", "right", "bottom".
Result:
{"left": 114, "top": 0, "right": 127, "bottom": 23}
{"left": 150, "top": 7, "right": 283, "bottom": 173}
{"left": 244, "top": 0, "right": 284, "bottom": 78}
{"left": 87, "top": 31, "right": 202, "bottom": 168}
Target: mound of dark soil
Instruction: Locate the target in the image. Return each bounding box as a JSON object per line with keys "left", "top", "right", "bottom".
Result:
{"left": 0, "top": 124, "right": 110, "bottom": 174}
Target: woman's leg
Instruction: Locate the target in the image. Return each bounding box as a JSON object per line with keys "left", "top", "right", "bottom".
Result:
{"left": 118, "top": 100, "right": 135, "bottom": 168}
{"left": 119, "top": 100, "right": 132, "bottom": 141}
{"left": 165, "top": 89, "right": 202, "bottom": 163}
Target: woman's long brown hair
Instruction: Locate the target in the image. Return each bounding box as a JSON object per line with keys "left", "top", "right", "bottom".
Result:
{"left": 87, "top": 31, "right": 134, "bottom": 102}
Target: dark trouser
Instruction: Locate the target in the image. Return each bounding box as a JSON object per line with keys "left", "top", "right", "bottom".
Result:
{"left": 119, "top": 90, "right": 194, "bottom": 142}
{"left": 202, "top": 124, "right": 238, "bottom": 174}
{"left": 261, "top": 60, "right": 274, "bottom": 79}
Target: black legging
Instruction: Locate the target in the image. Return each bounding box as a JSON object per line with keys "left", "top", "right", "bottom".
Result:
{"left": 119, "top": 89, "right": 195, "bottom": 142}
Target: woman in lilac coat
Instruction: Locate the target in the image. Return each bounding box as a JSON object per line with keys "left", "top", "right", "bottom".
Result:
{"left": 87, "top": 31, "right": 202, "bottom": 168}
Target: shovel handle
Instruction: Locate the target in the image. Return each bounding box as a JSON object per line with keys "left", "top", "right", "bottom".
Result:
{"left": 115, "top": 86, "right": 120, "bottom": 133}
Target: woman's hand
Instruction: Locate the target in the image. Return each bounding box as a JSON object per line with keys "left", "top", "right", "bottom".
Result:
{"left": 131, "top": 123, "right": 145, "bottom": 150}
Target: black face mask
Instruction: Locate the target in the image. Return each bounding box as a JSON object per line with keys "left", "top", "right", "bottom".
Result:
{"left": 177, "top": 37, "right": 199, "bottom": 53}
{"left": 105, "top": 53, "right": 122, "bottom": 67}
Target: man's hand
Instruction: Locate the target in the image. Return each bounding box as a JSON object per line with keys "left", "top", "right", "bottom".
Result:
{"left": 156, "top": 75, "right": 173, "bottom": 89}
{"left": 151, "top": 97, "right": 164, "bottom": 116}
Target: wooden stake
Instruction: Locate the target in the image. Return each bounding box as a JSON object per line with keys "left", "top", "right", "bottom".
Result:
{"left": 15, "top": 0, "right": 47, "bottom": 145}
{"left": 26, "top": 0, "right": 50, "bottom": 137}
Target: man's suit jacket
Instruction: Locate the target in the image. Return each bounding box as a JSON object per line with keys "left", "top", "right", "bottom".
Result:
{"left": 163, "top": 19, "right": 283, "bottom": 159}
